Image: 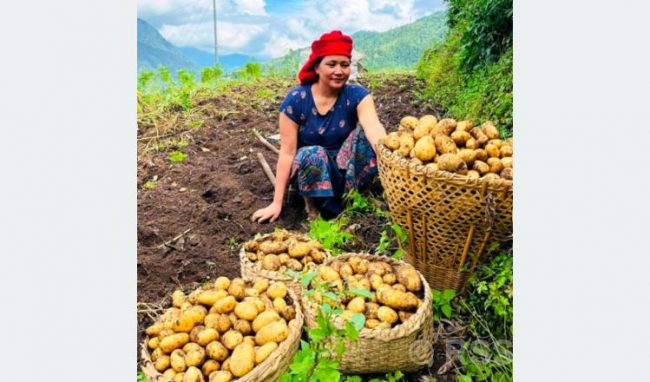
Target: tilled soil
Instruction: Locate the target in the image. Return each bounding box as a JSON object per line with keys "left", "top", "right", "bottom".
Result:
{"left": 137, "top": 73, "right": 457, "bottom": 381}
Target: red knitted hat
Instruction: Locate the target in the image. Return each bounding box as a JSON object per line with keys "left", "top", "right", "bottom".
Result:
{"left": 298, "top": 30, "right": 353, "bottom": 86}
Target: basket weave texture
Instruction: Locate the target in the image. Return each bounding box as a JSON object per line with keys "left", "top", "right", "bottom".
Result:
{"left": 140, "top": 285, "right": 304, "bottom": 382}
{"left": 301, "top": 253, "right": 434, "bottom": 374}
{"left": 240, "top": 232, "right": 331, "bottom": 294}
{"left": 376, "top": 144, "right": 513, "bottom": 291}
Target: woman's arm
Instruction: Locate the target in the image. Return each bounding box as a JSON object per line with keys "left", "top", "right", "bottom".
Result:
{"left": 251, "top": 113, "right": 299, "bottom": 223}
{"left": 357, "top": 95, "right": 387, "bottom": 152}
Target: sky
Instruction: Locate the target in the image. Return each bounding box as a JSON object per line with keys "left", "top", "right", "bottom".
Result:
{"left": 137, "top": 0, "right": 447, "bottom": 59}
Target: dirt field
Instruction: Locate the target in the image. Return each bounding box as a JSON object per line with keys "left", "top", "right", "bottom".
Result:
{"left": 137, "top": 73, "right": 457, "bottom": 380}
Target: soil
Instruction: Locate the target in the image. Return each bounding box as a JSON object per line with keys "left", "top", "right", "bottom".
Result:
{"left": 137, "top": 73, "right": 458, "bottom": 381}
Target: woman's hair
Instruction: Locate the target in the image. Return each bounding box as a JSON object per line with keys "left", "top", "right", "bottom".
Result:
{"left": 312, "top": 57, "right": 324, "bottom": 71}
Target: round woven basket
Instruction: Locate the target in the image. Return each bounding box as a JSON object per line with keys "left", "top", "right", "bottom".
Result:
{"left": 140, "top": 285, "right": 304, "bottom": 382}
{"left": 301, "top": 253, "right": 434, "bottom": 374}
{"left": 240, "top": 232, "right": 332, "bottom": 295}
{"left": 376, "top": 144, "right": 513, "bottom": 291}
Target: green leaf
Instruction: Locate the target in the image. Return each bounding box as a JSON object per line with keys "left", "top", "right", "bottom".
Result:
{"left": 443, "top": 289, "right": 457, "bottom": 300}
{"left": 348, "top": 288, "right": 373, "bottom": 299}
{"left": 349, "top": 313, "right": 366, "bottom": 332}
{"left": 457, "top": 375, "right": 473, "bottom": 382}
{"left": 301, "top": 271, "right": 319, "bottom": 287}
{"left": 168, "top": 150, "right": 187, "bottom": 163}
{"left": 442, "top": 304, "right": 452, "bottom": 318}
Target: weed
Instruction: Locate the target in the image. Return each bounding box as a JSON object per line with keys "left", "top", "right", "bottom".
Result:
{"left": 343, "top": 189, "right": 372, "bottom": 215}
{"left": 226, "top": 237, "right": 240, "bottom": 251}
{"left": 143, "top": 179, "right": 157, "bottom": 190}
{"left": 137, "top": 371, "right": 147, "bottom": 382}
{"left": 308, "top": 216, "right": 353, "bottom": 255}
{"left": 431, "top": 289, "right": 456, "bottom": 320}
{"left": 168, "top": 151, "right": 187, "bottom": 163}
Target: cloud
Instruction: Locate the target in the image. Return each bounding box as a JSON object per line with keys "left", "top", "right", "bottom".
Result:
{"left": 234, "top": 0, "right": 267, "bottom": 16}
{"left": 160, "top": 21, "right": 267, "bottom": 53}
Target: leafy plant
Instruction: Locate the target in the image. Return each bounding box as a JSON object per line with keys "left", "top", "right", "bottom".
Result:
{"left": 456, "top": 337, "right": 512, "bottom": 382}
{"left": 308, "top": 216, "right": 353, "bottom": 254}
{"left": 137, "top": 371, "right": 147, "bottom": 382}
{"left": 143, "top": 179, "right": 157, "bottom": 190}
{"left": 168, "top": 151, "right": 187, "bottom": 163}
{"left": 369, "top": 371, "right": 405, "bottom": 382}
{"left": 432, "top": 289, "right": 456, "bottom": 320}
{"left": 343, "top": 189, "right": 372, "bottom": 215}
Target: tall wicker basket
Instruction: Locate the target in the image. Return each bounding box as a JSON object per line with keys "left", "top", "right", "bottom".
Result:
{"left": 376, "top": 144, "right": 513, "bottom": 291}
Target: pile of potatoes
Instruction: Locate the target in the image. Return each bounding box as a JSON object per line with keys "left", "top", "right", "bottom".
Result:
{"left": 307, "top": 256, "right": 425, "bottom": 330}
{"left": 243, "top": 230, "right": 328, "bottom": 274}
{"left": 144, "top": 277, "right": 297, "bottom": 382}
{"left": 380, "top": 115, "right": 513, "bottom": 181}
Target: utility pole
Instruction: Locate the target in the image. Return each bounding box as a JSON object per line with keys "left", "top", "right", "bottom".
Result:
{"left": 212, "top": 0, "right": 218, "bottom": 66}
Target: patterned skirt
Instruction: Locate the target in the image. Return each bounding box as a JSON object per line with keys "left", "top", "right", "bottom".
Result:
{"left": 290, "top": 126, "right": 377, "bottom": 217}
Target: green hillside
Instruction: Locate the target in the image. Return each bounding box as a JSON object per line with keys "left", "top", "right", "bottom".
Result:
{"left": 265, "top": 11, "right": 448, "bottom": 75}
{"left": 137, "top": 18, "right": 200, "bottom": 73}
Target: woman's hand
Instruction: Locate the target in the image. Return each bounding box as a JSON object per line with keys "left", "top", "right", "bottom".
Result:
{"left": 251, "top": 201, "right": 282, "bottom": 223}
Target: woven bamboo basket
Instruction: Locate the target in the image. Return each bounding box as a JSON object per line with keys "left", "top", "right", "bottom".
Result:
{"left": 302, "top": 253, "right": 434, "bottom": 374}
{"left": 240, "top": 231, "right": 331, "bottom": 296}
{"left": 140, "top": 285, "right": 304, "bottom": 382}
{"left": 376, "top": 144, "right": 513, "bottom": 291}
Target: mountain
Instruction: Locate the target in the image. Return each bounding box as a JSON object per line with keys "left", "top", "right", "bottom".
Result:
{"left": 179, "top": 48, "right": 265, "bottom": 72}
{"left": 266, "top": 11, "right": 448, "bottom": 74}
{"left": 137, "top": 18, "right": 200, "bottom": 73}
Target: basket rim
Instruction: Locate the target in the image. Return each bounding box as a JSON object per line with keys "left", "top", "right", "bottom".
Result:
{"left": 240, "top": 231, "right": 332, "bottom": 282}
{"left": 377, "top": 142, "right": 513, "bottom": 190}
{"left": 140, "top": 282, "right": 304, "bottom": 382}
{"left": 301, "top": 252, "right": 433, "bottom": 341}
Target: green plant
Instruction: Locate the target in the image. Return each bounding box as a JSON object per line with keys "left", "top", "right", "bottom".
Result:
{"left": 143, "top": 179, "right": 157, "bottom": 190}
{"left": 137, "top": 371, "right": 147, "bottom": 382}
{"left": 432, "top": 289, "right": 456, "bottom": 320}
{"left": 375, "top": 230, "right": 392, "bottom": 255}
{"left": 344, "top": 189, "right": 372, "bottom": 215}
{"left": 168, "top": 151, "right": 187, "bottom": 163}
{"left": 456, "top": 336, "right": 512, "bottom": 382}
{"left": 226, "top": 237, "right": 240, "bottom": 251}
{"left": 308, "top": 216, "right": 353, "bottom": 254}
{"left": 369, "top": 371, "right": 405, "bottom": 382}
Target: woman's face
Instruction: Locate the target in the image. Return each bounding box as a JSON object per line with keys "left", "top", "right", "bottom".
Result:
{"left": 315, "top": 55, "right": 351, "bottom": 90}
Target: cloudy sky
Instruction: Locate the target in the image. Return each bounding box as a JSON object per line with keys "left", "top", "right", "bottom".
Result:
{"left": 138, "top": 0, "right": 446, "bottom": 59}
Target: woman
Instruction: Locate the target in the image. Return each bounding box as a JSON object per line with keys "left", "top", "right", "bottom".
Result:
{"left": 251, "top": 30, "right": 386, "bottom": 223}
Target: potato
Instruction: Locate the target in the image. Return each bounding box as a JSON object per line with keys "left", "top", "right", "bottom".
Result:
{"left": 234, "top": 302, "right": 259, "bottom": 321}
{"left": 399, "top": 116, "right": 419, "bottom": 131}
{"left": 228, "top": 313, "right": 238, "bottom": 326}
{"left": 365, "top": 319, "right": 381, "bottom": 329}
{"left": 214, "top": 296, "right": 237, "bottom": 314}
{"left": 197, "top": 328, "right": 219, "bottom": 347}
{"left": 188, "top": 289, "right": 202, "bottom": 304}
{"left": 482, "top": 173, "right": 501, "bottom": 181}
{"left": 392, "top": 284, "right": 407, "bottom": 292}
{"left": 206, "top": 341, "right": 229, "bottom": 361}
{"left": 243, "top": 336, "right": 256, "bottom": 347}
{"left": 467, "top": 170, "right": 480, "bottom": 179}
{"left": 272, "top": 297, "right": 287, "bottom": 314}
{"left": 208, "top": 371, "right": 232, "bottom": 382}
{"left": 396, "top": 265, "right": 422, "bottom": 292}
{"left": 413, "top": 122, "right": 430, "bottom": 140}
{"left": 221, "top": 330, "right": 243, "bottom": 350}
{"left": 475, "top": 149, "right": 488, "bottom": 162}
{"left": 154, "top": 354, "right": 171, "bottom": 372}
{"left": 288, "top": 241, "right": 311, "bottom": 258}
{"left": 414, "top": 135, "right": 436, "bottom": 162}
{"left": 198, "top": 290, "right": 228, "bottom": 306}
{"left": 457, "top": 149, "right": 477, "bottom": 167}
{"left": 451, "top": 130, "right": 472, "bottom": 146}
{"left": 261, "top": 254, "right": 281, "bottom": 271}
{"left": 398, "top": 134, "right": 415, "bottom": 157}
{"left": 482, "top": 121, "right": 500, "bottom": 139}
{"left": 485, "top": 143, "right": 500, "bottom": 158}
{"left": 190, "top": 325, "right": 206, "bottom": 343}
{"left": 310, "top": 249, "right": 326, "bottom": 263}
{"left": 202, "top": 360, "right": 220, "bottom": 377}
{"left": 470, "top": 126, "right": 489, "bottom": 145}
{"left": 245, "top": 288, "right": 260, "bottom": 298}
{"left": 255, "top": 342, "right": 278, "bottom": 364}
{"left": 234, "top": 320, "right": 252, "bottom": 336}
{"left": 160, "top": 333, "right": 190, "bottom": 353}
{"left": 369, "top": 273, "right": 384, "bottom": 290}
{"left": 365, "top": 302, "right": 380, "bottom": 320}
{"left": 255, "top": 320, "right": 289, "bottom": 345}
{"left": 259, "top": 240, "right": 288, "bottom": 255}
{"left": 382, "top": 273, "right": 397, "bottom": 285}
{"left": 399, "top": 311, "right": 414, "bottom": 323}
{"left": 151, "top": 348, "right": 163, "bottom": 362}
{"left": 164, "top": 369, "right": 178, "bottom": 380}
{"left": 465, "top": 137, "right": 478, "bottom": 150}
{"left": 173, "top": 373, "right": 185, "bottom": 382}
{"left": 157, "top": 328, "right": 175, "bottom": 341}
{"left": 146, "top": 322, "right": 164, "bottom": 337}
{"left": 245, "top": 252, "right": 258, "bottom": 261}
{"left": 175, "top": 306, "right": 207, "bottom": 332}
{"left": 244, "top": 241, "right": 259, "bottom": 252}
{"left": 486, "top": 157, "right": 503, "bottom": 174}
{"left": 501, "top": 157, "right": 513, "bottom": 168}
{"left": 424, "top": 163, "right": 439, "bottom": 175}
{"left": 280, "top": 306, "right": 296, "bottom": 321}
{"left": 455, "top": 120, "right": 473, "bottom": 132}
{"left": 419, "top": 114, "right": 438, "bottom": 127}
{"left": 376, "top": 285, "right": 419, "bottom": 311}
{"left": 434, "top": 135, "right": 458, "bottom": 155}
{"left": 438, "top": 153, "right": 467, "bottom": 174}
{"left": 267, "top": 282, "right": 288, "bottom": 299}
{"left": 347, "top": 297, "right": 366, "bottom": 313}
{"left": 244, "top": 297, "right": 265, "bottom": 314}
{"left": 212, "top": 314, "right": 231, "bottom": 333}
{"left": 183, "top": 342, "right": 202, "bottom": 354}
{"left": 185, "top": 348, "right": 206, "bottom": 367}
{"left": 382, "top": 132, "right": 401, "bottom": 150}
{"left": 347, "top": 275, "right": 371, "bottom": 291}
{"left": 319, "top": 266, "right": 341, "bottom": 282}
{"left": 431, "top": 118, "right": 457, "bottom": 136}
{"left": 221, "top": 358, "right": 231, "bottom": 373}
{"left": 500, "top": 167, "right": 513, "bottom": 180}
{"left": 148, "top": 337, "right": 159, "bottom": 350}
{"left": 183, "top": 366, "right": 204, "bottom": 382}
{"left": 172, "top": 290, "right": 187, "bottom": 308}
{"left": 286, "top": 259, "right": 303, "bottom": 271}
{"left": 500, "top": 145, "right": 513, "bottom": 157}
{"left": 473, "top": 160, "right": 490, "bottom": 175}
{"left": 377, "top": 306, "right": 399, "bottom": 325}
{"left": 252, "top": 310, "right": 281, "bottom": 333}
{"left": 488, "top": 139, "right": 504, "bottom": 148}
{"left": 229, "top": 342, "right": 256, "bottom": 377}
